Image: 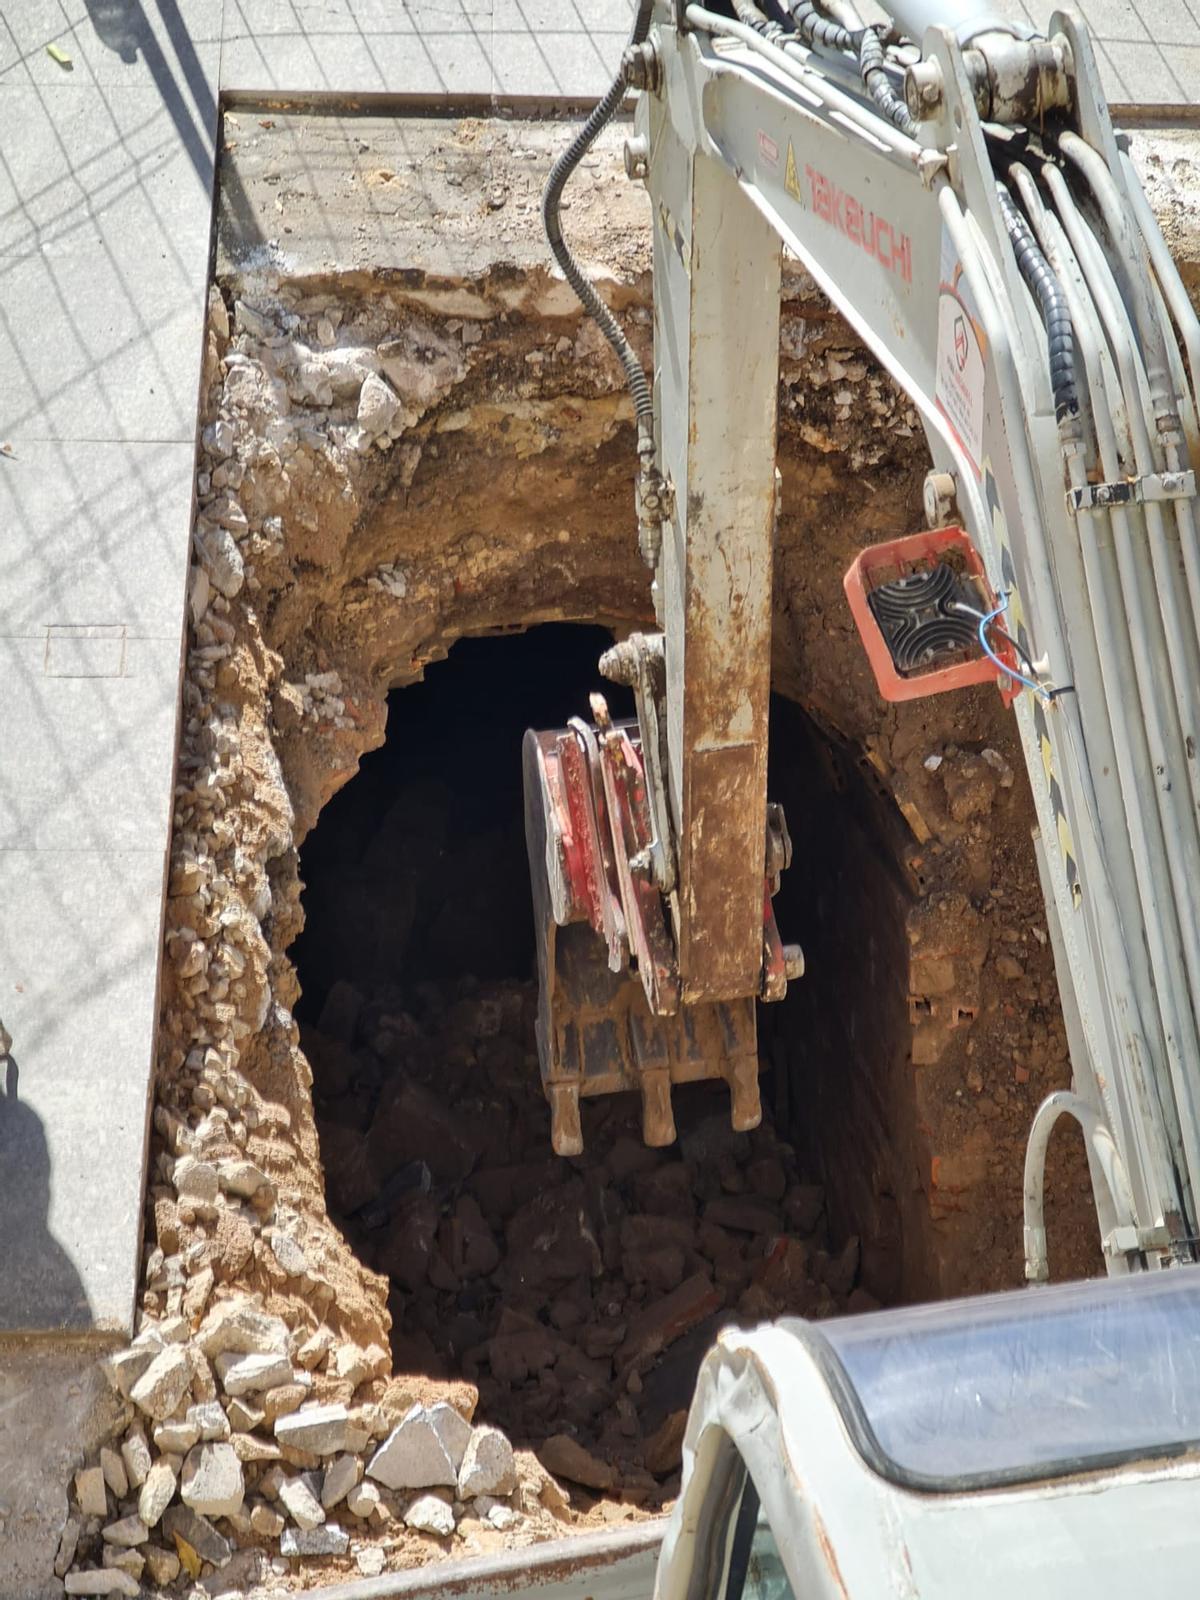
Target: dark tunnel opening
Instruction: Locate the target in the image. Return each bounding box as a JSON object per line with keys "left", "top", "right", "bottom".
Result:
{"left": 293, "top": 624, "right": 915, "bottom": 1500}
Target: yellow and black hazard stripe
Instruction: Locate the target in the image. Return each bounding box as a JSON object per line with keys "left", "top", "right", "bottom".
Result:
{"left": 983, "top": 465, "right": 1082, "bottom": 909}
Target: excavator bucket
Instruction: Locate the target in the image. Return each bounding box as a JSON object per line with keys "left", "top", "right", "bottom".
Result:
{"left": 523, "top": 723, "right": 763, "bottom": 1156}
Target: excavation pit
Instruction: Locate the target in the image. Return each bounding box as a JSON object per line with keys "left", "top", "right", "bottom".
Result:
{"left": 293, "top": 626, "right": 911, "bottom": 1501}
{"left": 113, "top": 109, "right": 1102, "bottom": 1584}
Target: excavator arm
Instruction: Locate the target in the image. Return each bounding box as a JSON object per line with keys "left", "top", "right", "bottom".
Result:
{"left": 527, "top": 0, "right": 1200, "bottom": 1277}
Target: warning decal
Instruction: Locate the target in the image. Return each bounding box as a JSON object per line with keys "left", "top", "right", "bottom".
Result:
{"left": 784, "top": 141, "right": 802, "bottom": 202}
{"left": 935, "top": 229, "right": 987, "bottom": 475}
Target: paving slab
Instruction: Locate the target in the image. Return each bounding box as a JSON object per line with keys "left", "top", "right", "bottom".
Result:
{"left": 0, "top": 81, "right": 213, "bottom": 440}
{"left": 0, "top": 439, "right": 194, "bottom": 639}
{"left": 0, "top": 635, "right": 183, "bottom": 853}
{"left": 0, "top": 848, "right": 167, "bottom": 1332}
{"left": 221, "top": 0, "right": 495, "bottom": 96}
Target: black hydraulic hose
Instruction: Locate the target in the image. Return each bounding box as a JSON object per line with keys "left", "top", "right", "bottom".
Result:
{"left": 788, "top": 0, "right": 854, "bottom": 51}
{"left": 858, "top": 27, "right": 918, "bottom": 137}
{"left": 996, "top": 183, "right": 1080, "bottom": 423}
{"left": 542, "top": 0, "right": 655, "bottom": 445}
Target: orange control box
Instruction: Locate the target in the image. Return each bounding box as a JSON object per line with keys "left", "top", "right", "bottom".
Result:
{"left": 843, "top": 526, "right": 1018, "bottom": 704}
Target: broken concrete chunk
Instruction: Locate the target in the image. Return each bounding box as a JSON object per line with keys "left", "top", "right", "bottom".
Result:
{"left": 188, "top": 1400, "right": 231, "bottom": 1441}
{"left": 356, "top": 1546, "right": 386, "bottom": 1577}
{"left": 458, "top": 1426, "right": 516, "bottom": 1499}
{"left": 475, "top": 1496, "right": 518, "bottom": 1530}
{"left": 199, "top": 1548, "right": 265, "bottom": 1595}
{"left": 100, "top": 1515, "right": 149, "bottom": 1548}
{"left": 162, "top": 1504, "right": 231, "bottom": 1566}
{"left": 194, "top": 521, "right": 245, "bottom": 599}
{"left": 269, "top": 1230, "right": 309, "bottom": 1276}
{"left": 215, "top": 1349, "right": 293, "bottom": 1395}
{"left": 345, "top": 1480, "right": 381, "bottom": 1519}
{"left": 130, "top": 1346, "right": 192, "bottom": 1421}
{"left": 537, "top": 1434, "right": 615, "bottom": 1491}
{"left": 55, "top": 1516, "right": 81, "bottom": 1577}
{"left": 294, "top": 1326, "right": 335, "bottom": 1370}
{"left": 153, "top": 1416, "right": 200, "bottom": 1453}
{"left": 404, "top": 1493, "right": 455, "bottom": 1537}
{"left": 120, "top": 1427, "right": 152, "bottom": 1489}
{"left": 280, "top": 1523, "right": 350, "bottom": 1557}
{"left": 199, "top": 1299, "right": 291, "bottom": 1358}
{"left": 231, "top": 1430, "right": 282, "bottom": 1463}
{"left": 263, "top": 1382, "right": 309, "bottom": 1423}
{"left": 278, "top": 1473, "right": 325, "bottom": 1530}
{"left": 274, "top": 1402, "right": 350, "bottom": 1455}
{"left": 357, "top": 370, "right": 402, "bottom": 436}
{"left": 215, "top": 1158, "right": 270, "bottom": 1197}
{"left": 106, "top": 1345, "right": 157, "bottom": 1401}
{"left": 332, "top": 1341, "right": 374, "bottom": 1387}
{"left": 138, "top": 1459, "right": 178, "bottom": 1528}
{"left": 181, "top": 1443, "right": 245, "bottom": 1518}
{"left": 63, "top": 1571, "right": 140, "bottom": 1597}
{"left": 101, "top": 1548, "right": 144, "bottom": 1581}
{"left": 75, "top": 1465, "right": 108, "bottom": 1518}
{"left": 142, "top": 1544, "right": 181, "bottom": 1586}
{"left": 366, "top": 1402, "right": 470, "bottom": 1490}
{"left": 321, "top": 1452, "right": 362, "bottom": 1509}
{"left": 172, "top": 1157, "right": 219, "bottom": 1204}
{"left": 226, "top": 1397, "right": 264, "bottom": 1432}
{"left": 250, "top": 1502, "right": 286, "bottom": 1538}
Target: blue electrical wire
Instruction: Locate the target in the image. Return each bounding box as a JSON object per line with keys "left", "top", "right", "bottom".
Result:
{"left": 978, "top": 592, "right": 1054, "bottom": 701}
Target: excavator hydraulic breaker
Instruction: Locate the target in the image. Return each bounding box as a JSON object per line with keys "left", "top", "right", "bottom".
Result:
{"left": 523, "top": 718, "right": 795, "bottom": 1155}
{"left": 844, "top": 527, "right": 1020, "bottom": 704}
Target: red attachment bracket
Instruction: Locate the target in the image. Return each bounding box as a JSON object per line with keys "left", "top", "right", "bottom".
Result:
{"left": 843, "top": 526, "right": 1018, "bottom": 705}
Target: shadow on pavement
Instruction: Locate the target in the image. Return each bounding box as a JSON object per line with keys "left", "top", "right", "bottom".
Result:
{"left": 0, "top": 1052, "right": 93, "bottom": 1332}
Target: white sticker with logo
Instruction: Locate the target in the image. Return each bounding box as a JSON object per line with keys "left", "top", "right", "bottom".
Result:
{"left": 935, "top": 229, "right": 987, "bottom": 476}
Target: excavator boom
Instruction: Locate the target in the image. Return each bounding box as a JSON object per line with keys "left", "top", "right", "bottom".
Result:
{"left": 528, "top": 0, "right": 1200, "bottom": 1279}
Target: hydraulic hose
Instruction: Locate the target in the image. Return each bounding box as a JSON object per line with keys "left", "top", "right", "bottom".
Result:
{"left": 542, "top": 0, "right": 655, "bottom": 448}
{"left": 858, "top": 27, "right": 918, "bottom": 136}
{"left": 788, "top": 0, "right": 855, "bottom": 50}
{"left": 996, "top": 182, "right": 1079, "bottom": 424}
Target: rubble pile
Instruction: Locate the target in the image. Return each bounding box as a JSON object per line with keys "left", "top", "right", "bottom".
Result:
{"left": 58, "top": 1286, "right": 579, "bottom": 1595}
{"left": 308, "top": 976, "right": 863, "bottom": 1507}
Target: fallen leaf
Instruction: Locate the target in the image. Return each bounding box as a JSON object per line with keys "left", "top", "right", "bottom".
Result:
{"left": 0, "top": 443, "right": 14, "bottom": 458}
{"left": 46, "top": 43, "right": 73, "bottom": 68}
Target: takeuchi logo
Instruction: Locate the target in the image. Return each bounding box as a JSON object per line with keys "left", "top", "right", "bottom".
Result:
{"left": 804, "top": 165, "right": 913, "bottom": 284}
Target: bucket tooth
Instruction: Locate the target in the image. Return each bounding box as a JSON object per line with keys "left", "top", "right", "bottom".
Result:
{"left": 639, "top": 1070, "right": 677, "bottom": 1147}
{"left": 547, "top": 1083, "right": 583, "bottom": 1158}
